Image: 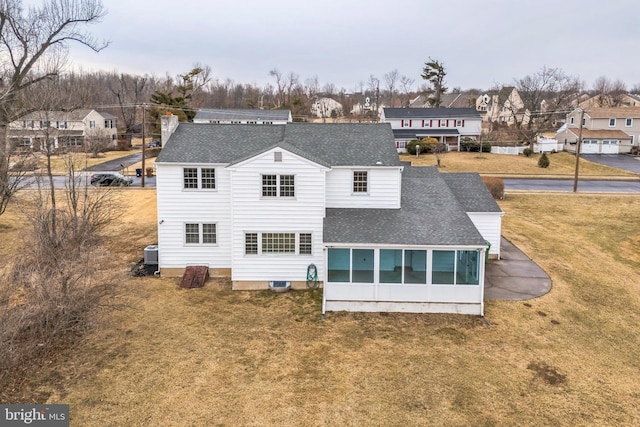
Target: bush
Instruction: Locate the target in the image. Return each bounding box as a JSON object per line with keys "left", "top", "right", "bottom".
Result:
{"left": 523, "top": 148, "right": 533, "bottom": 157}
{"left": 145, "top": 147, "right": 162, "bottom": 158}
{"left": 482, "top": 176, "right": 505, "bottom": 200}
{"left": 538, "top": 152, "right": 550, "bottom": 168}
{"left": 406, "top": 138, "right": 439, "bottom": 155}
{"left": 460, "top": 139, "right": 492, "bottom": 152}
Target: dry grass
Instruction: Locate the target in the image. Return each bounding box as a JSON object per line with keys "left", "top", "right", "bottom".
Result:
{"left": 32, "top": 150, "right": 139, "bottom": 175}
{"left": 0, "top": 191, "right": 638, "bottom": 425}
{"left": 401, "top": 151, "right": 639, "bottom": 178}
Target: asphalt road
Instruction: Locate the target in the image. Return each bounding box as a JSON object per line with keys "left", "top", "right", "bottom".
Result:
{"left": 21, "top": 175, "right": 156, "bottom": 188}
{"left": 504, "top": 179, "right": 640, "bottom": 193}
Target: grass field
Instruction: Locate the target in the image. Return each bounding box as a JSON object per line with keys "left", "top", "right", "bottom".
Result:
{"left": 401, "top": 151, "right": 640, "bottom": 178}
{"left": 2, "top": 190, "right": 639, "bottom": 426}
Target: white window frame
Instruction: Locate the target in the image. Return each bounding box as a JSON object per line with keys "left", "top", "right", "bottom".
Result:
{"left": 261, "top": 174, "right": 295, "bottom": 198}
{"left": 184, "top": 223, "right": 217, "bottom": 245}
{"left": 626, "top": 118, "right": 633, "bottom": 127}
{"left": 353, "top": 171, "right": 368, "bottom": 194}
{"left": 244, "top": 232, "right": 313, "bottom": 256}
{"left": 183, "top": 167, "right": 216, "bottom": 190}
{"left": 609, "top": 118, "right": 616, "bottom": 127}
{"left": 89, "top": 120, "right": 96, "bottom": 128}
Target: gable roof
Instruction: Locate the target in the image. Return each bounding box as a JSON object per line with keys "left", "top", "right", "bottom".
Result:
{"left": 324, "top": 166, "right": 490, "bottom": 246}
{"left": 565, "top": 127, "right": 631, "bottom": 140}
{"left": 17, "top": 109, "right": 94, "bottom": 121}
{"left": 156, "top": 123, "right": 402, "bottom": 167}
{"left": 194, "top": 108, "right": 291, "bottom": 122}
{"left": 584, "top": 107, "right": 640, "bottom": 119}
{"left": 383, "top": 108, "right": 482, "bottom": 120}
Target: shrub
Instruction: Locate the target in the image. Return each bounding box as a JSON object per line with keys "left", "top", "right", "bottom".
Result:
{"left": 461, "top": 139, "right": 492, "bottom": 152}
{"left": 145, "top": 147, "right": 162, "bottom": 158}
{"left": 482, "top": 176, "right": 505, "bottom": 200}
{"left": 523, "top": 148, "right": 533, "bottom": 157}
{"left": 538, "top": 152, "right": 550, "bottom": 168}
{"left": 406, "top": 137, "right": 439, "bottom": 155}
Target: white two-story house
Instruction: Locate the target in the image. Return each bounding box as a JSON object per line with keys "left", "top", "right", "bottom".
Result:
{"left": 155, "top": 118, "right": 503, "bottom": 315}
{"left": 7, "top": 109, "right": 118, "bottom": 150}
{"left": 380, "top": 108, "right": 483, "bottom": 152}
{"left": 556, "top": 107, "right": 640, "bottom": 154}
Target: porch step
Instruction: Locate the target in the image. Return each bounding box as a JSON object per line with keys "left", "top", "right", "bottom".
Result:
{"left": 180, "top": 266, "right": 209, "bottom": 289}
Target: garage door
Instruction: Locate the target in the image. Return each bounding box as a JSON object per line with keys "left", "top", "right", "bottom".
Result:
{"left": 582, "top": 140, "right": 598, "bottom": 154}
{"left": 601, "top": 140, "right": 619, "bottom": 154}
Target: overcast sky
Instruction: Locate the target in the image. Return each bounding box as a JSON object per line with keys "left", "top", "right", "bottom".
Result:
{"left": 66, "top": 0, "right": 640, "bottom": 92}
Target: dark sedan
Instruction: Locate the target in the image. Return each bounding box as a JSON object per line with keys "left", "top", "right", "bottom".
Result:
{"left": 90, "top": 172, "right": 133, "bottom": 187}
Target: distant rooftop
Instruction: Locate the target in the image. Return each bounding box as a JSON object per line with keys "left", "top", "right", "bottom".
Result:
{"left": 193, "top": 108, "right": 292, "bottom": 122}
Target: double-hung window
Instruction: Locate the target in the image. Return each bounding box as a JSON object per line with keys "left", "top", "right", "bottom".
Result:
{"left": 183, "top": 167, "right": 216, "bottom": 190}
{"left": 353, "top": 171, "right": 368, "bottom": 193}
{"left": 609, "top": 118, "right": 616, "bottom": 127}
{"left": 185, "top": 223, "right": 217, "bottom": 245}
{"left": 261, "top": 174, "right": 294, "bottom": 197}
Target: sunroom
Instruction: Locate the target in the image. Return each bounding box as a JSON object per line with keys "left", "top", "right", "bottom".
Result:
{"left": 322, "top": 245, "right": 486, "bottom": 315}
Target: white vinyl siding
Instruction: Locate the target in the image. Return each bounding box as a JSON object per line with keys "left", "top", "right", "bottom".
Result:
{"left": 467, "top": 212, "right": 503, "bottom": 258}
{"left": 326, "top": 167, "right": 402, "bottom": 209}
{"left": 229, "top": 148, "right": 327, "bottom": 282}
{"left": 156, "top": 163, "right": 231, "bottom": 270}
{"left": 184, "top": 167, "right": 216, "bottom": 190}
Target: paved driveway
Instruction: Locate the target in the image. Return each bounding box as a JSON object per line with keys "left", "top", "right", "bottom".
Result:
{"left": 582, "top": 154, "right": 640, "bottom": 173}
{"left": 84, "top": 152, "right": 142, "bottom": 172}
{"left": 485, "top": 238, "right": 551, "bottom": 301}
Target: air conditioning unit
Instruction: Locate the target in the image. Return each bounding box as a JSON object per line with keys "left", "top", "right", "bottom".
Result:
{"left": 144, "top": 245, "right": 158, "bottom": 265}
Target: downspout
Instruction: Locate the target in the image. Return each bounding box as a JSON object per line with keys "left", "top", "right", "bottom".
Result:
{"left": 321, "top": 247, "right": 327, "bottom": 320}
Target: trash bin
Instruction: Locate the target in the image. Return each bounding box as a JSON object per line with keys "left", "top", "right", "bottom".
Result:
{"left": 135, "top": 168, "right": 142, "bottom": 177}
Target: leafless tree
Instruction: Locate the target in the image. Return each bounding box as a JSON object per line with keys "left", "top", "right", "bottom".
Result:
{"left": 513, "top": 66, "right": 582, "bottom": 130}
{"left": 305, "top": 76, "right": 319, "bottom": 100}
{"left": 399, "top": 75, "right": 415, "bottom": 107}
{"left": 0, "top": 0, "right": 107, "bottom": 217}
{"left": 322, "top": 82, "right": 336, "bottom": 97}
{"left": 269, "top": 68, "right": 285, "bottom": 107}
{"left": 383, "top": 69, "right": 399, "bottom": 107}
{"left": 592, "top": 76, "right": 627, "bottom": 107}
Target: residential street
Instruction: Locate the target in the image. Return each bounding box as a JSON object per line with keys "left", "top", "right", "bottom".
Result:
{"left": 504, "top": 178, "right": 640, "bottom": 193}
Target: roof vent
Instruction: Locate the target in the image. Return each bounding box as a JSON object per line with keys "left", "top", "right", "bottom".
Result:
{"left": 376, "top": 161, "right": 382, "bottom": 165}
{"left": 274, "top": 152, "right": 282, "bottom": 162}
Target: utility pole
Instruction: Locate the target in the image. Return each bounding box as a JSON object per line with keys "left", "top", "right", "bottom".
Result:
{"left": 573, "top": 109, "right": 585, "bottom": 192}
{"left": 141, "top": 103, "right": 146, "bottom": 188}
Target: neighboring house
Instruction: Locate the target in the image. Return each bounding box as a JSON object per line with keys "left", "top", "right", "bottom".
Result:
{"left": 380, "top": 108, "right": 483, "bottom": 152}
{"left": 350, "top": 93, "right": 384, "bottom": 118}
{"left": 556, "top": 107, "right": 640, "bottom": 154}
{"left": 155, "top": 118, "right": 503, "bottom": 315}
{"left": 476, "top": 87, "right": 531, "bottom": 126}
{"left": 192, "top": 108, "right": 292, "bottom": 124}
{"left": 578, "top": 93, "right": 640, "bottom": 108}
{"left": 7, "top": 109, "right": 118, "bottom": 150}
{"left": 410, "top": 93, "right": 476, "bottom": 109}
{"left": 310, "top": 97, "right": 343, "bottom": 119}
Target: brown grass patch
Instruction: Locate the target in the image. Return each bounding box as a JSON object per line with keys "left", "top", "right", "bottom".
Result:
{"left": 401, "top": 151, "right": 639, "bottom": 177}
{"left": 2, "top": 191, "right": 640, "bottom": 425}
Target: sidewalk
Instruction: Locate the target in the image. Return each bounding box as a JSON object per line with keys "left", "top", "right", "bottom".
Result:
{"left": 485, "top": 237, "right": 551, "bottom": 300}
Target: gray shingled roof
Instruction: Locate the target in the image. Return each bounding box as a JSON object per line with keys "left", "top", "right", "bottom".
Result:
{"left": 441, "top": 173, "right": 502, "bottom": 213}
{"left": 324, "top": 166, "right": 488, "bottom": 246}
{"left": 383, "top": 108, "right": 482, "bottom": 120}
{"left": 156, "top": 123, "right": 402, "bottom": 167}
{"left": 194, "top": 108, "right": 291, "bottom": 122}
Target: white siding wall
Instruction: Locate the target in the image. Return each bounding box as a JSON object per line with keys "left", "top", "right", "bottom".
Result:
{"left": 467, "top": 212, "right": 503, "bottom": 258}
{"left": 325, "top": 167, "right": 402, "bottom": 209}
{"left": 229, "top": 149, "right": 327, "bottom": 282}
{"left": 383, "top": 118, "right": 481, "bottom": 137}
{"left": 156, "top": 163, "right": 232, "bottom": 270}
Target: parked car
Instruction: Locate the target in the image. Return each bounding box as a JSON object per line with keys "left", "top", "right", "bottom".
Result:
{"left": 147, "top": 141, "right": 161, "bottom": 148}
{"left": 90, "top": 172, "right": 133, "bottom": 187}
